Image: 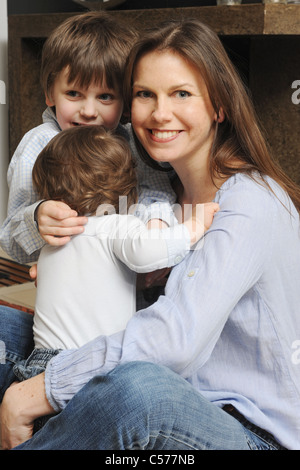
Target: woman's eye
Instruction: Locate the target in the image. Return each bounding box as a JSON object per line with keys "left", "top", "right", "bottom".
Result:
{"left": 136, "top": 90, "right": 153, "bottom": 99}
{"left": 175, "top": 90, "right": 191, "bottom": 99}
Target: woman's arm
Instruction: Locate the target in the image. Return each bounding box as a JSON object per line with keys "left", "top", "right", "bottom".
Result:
{"left": 5, "top": 177, "right": 277, "bottom": 428}
{"left": 43, "top": 177, "right": 277, "bottom": 412}
{"left": 0, "top": 373, "right": 54, "bottom": 449}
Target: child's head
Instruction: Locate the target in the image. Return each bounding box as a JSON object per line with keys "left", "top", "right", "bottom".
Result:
{"left": 41, "top": 11, "right": 137, "bottom": 130}
{"left": 32, "top": 126, "right": 138, "bottom": 216}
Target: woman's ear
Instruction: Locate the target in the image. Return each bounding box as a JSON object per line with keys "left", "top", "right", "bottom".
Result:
{"left": 216, "top": 107, "right": 225, "bottom": 123}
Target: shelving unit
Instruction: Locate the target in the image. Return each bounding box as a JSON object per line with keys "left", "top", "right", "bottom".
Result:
{"left": 7, "top": 4, "right": 300, "bottom": 182}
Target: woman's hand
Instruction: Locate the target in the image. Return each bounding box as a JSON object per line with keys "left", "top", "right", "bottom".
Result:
{"left": 0, "top": 373, "right": 55, "bottom": 449}
{"left": 36, "top": 200, "right": 88, "bottom": 246}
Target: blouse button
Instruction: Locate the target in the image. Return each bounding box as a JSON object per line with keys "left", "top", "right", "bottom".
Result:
{"left": 187, "top": 270, "right": 195, "bottom": 278}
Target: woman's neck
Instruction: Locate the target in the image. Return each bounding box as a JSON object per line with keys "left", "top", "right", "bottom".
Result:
{"left": 173, "top": 163, "right": 222, "bottom": 206}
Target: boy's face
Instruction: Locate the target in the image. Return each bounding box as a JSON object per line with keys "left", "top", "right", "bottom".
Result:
{"left": 46, "top": 68, "right": 124, "bottom": 131}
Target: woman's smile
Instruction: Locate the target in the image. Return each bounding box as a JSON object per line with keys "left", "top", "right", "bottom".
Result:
{"left": 149, "top": 129, "right": 182, "bottom": 142}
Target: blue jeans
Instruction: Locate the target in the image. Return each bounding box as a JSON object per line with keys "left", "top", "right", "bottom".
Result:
{"left": 0, "top": 306, "right": 285, "bottom": 450}
{"left": 0, "top": 306, "right": 34, "bottom": 401}
{"left": 14, "top": 361, "right": 286, "bottom": 450}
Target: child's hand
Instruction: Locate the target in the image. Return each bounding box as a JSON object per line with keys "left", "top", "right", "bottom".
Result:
{"left": 183, "top": 202, "right": 219, "bottom": 246}
{"left": 36, "top": 200, "right": 88, "bottom": 246}
{"left": 202, "top": 202, "right": 220, "bottom": 232}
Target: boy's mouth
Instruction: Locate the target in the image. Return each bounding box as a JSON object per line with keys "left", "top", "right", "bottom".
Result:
{"left": 72, "top": 122, "right": 101, "bottom": 127}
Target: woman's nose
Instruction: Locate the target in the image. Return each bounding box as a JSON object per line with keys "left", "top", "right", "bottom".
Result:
{"left": 151, "top": 97, "right": 172, "bottom": 122}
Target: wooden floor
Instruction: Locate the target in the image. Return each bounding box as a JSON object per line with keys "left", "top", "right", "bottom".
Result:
{"left": 0, "top": 249, "right": 35, "bottom": 313}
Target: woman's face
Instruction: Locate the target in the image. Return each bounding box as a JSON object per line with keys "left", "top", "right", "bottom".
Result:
{"left": 131, "top": 50, "right": 218, "bottom": 171}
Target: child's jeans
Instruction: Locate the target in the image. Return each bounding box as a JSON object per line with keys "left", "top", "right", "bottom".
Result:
{"left": 0, "top": 305, "right": 59, "bottom": 431}
{"left": 0, "top": 306, "right": 34, "bottom": 401}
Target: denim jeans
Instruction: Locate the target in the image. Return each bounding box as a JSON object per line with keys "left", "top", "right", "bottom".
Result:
{"left": 0, "top": 305, "right": 34, "bottom": 401}
{"left": 14, "top": 361, "right": 286, "bottom": 450}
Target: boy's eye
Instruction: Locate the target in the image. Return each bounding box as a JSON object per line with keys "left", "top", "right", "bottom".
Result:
{"left": 99, "top": 93, "right": 114, "bottom": 101}
{"left": 66, "top": 90, "right": 79, "bottom": 98}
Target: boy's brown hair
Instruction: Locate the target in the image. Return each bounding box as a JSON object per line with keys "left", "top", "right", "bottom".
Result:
{"left": 32, "top": 126, "right": 137, "bottom": 216}
{"left": 41, "top": 11, "right": 137, "bottom": 101}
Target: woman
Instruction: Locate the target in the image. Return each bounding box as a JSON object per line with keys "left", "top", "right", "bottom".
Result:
{"left": 1, "top": 19, "right": 300, "bottom": 450}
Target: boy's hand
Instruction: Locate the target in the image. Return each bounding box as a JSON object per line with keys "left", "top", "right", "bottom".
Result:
{"left": 36, "top": 200, "right": 88, "bottom": 246}
{"left": 29, "top": 264, "right": 37, "bottom": 287}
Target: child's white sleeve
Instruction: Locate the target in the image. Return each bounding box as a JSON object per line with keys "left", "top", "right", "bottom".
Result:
{"left": 110, "top": 215, "right": 190, "bottom": 273}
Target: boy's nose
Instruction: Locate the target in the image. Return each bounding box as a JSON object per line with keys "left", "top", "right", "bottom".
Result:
{"left": 80, "top": 100, "right": 98, "bottom": 119}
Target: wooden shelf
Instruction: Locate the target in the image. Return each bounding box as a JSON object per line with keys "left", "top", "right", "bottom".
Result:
{"left": 8, "top": 4, "right": 300, "bottom": 37}
{"left": 7, "top": 4, "right": 300, "bottom": 183}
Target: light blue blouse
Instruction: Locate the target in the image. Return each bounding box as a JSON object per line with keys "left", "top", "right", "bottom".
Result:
{"left": 45, "top": 173, "right": 300, "bottom": 449}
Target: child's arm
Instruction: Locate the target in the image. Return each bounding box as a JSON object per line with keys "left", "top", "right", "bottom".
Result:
{"left": 111, "top": 203, "right": 219, "bottom": 273}
{"left": 0, "top": 127, "right": 58, "bottom": 263}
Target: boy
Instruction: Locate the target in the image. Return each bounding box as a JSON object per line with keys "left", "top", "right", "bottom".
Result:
{"left": 0, "top": 11, "right": 176, "bottom": 265}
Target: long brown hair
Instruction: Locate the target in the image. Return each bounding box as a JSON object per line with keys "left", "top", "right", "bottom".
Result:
{"left": 32, "top": 126, "right": 137, "bottom": 216}
{"left": 124, "top": 19, "right": 300, "bottom": 212}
